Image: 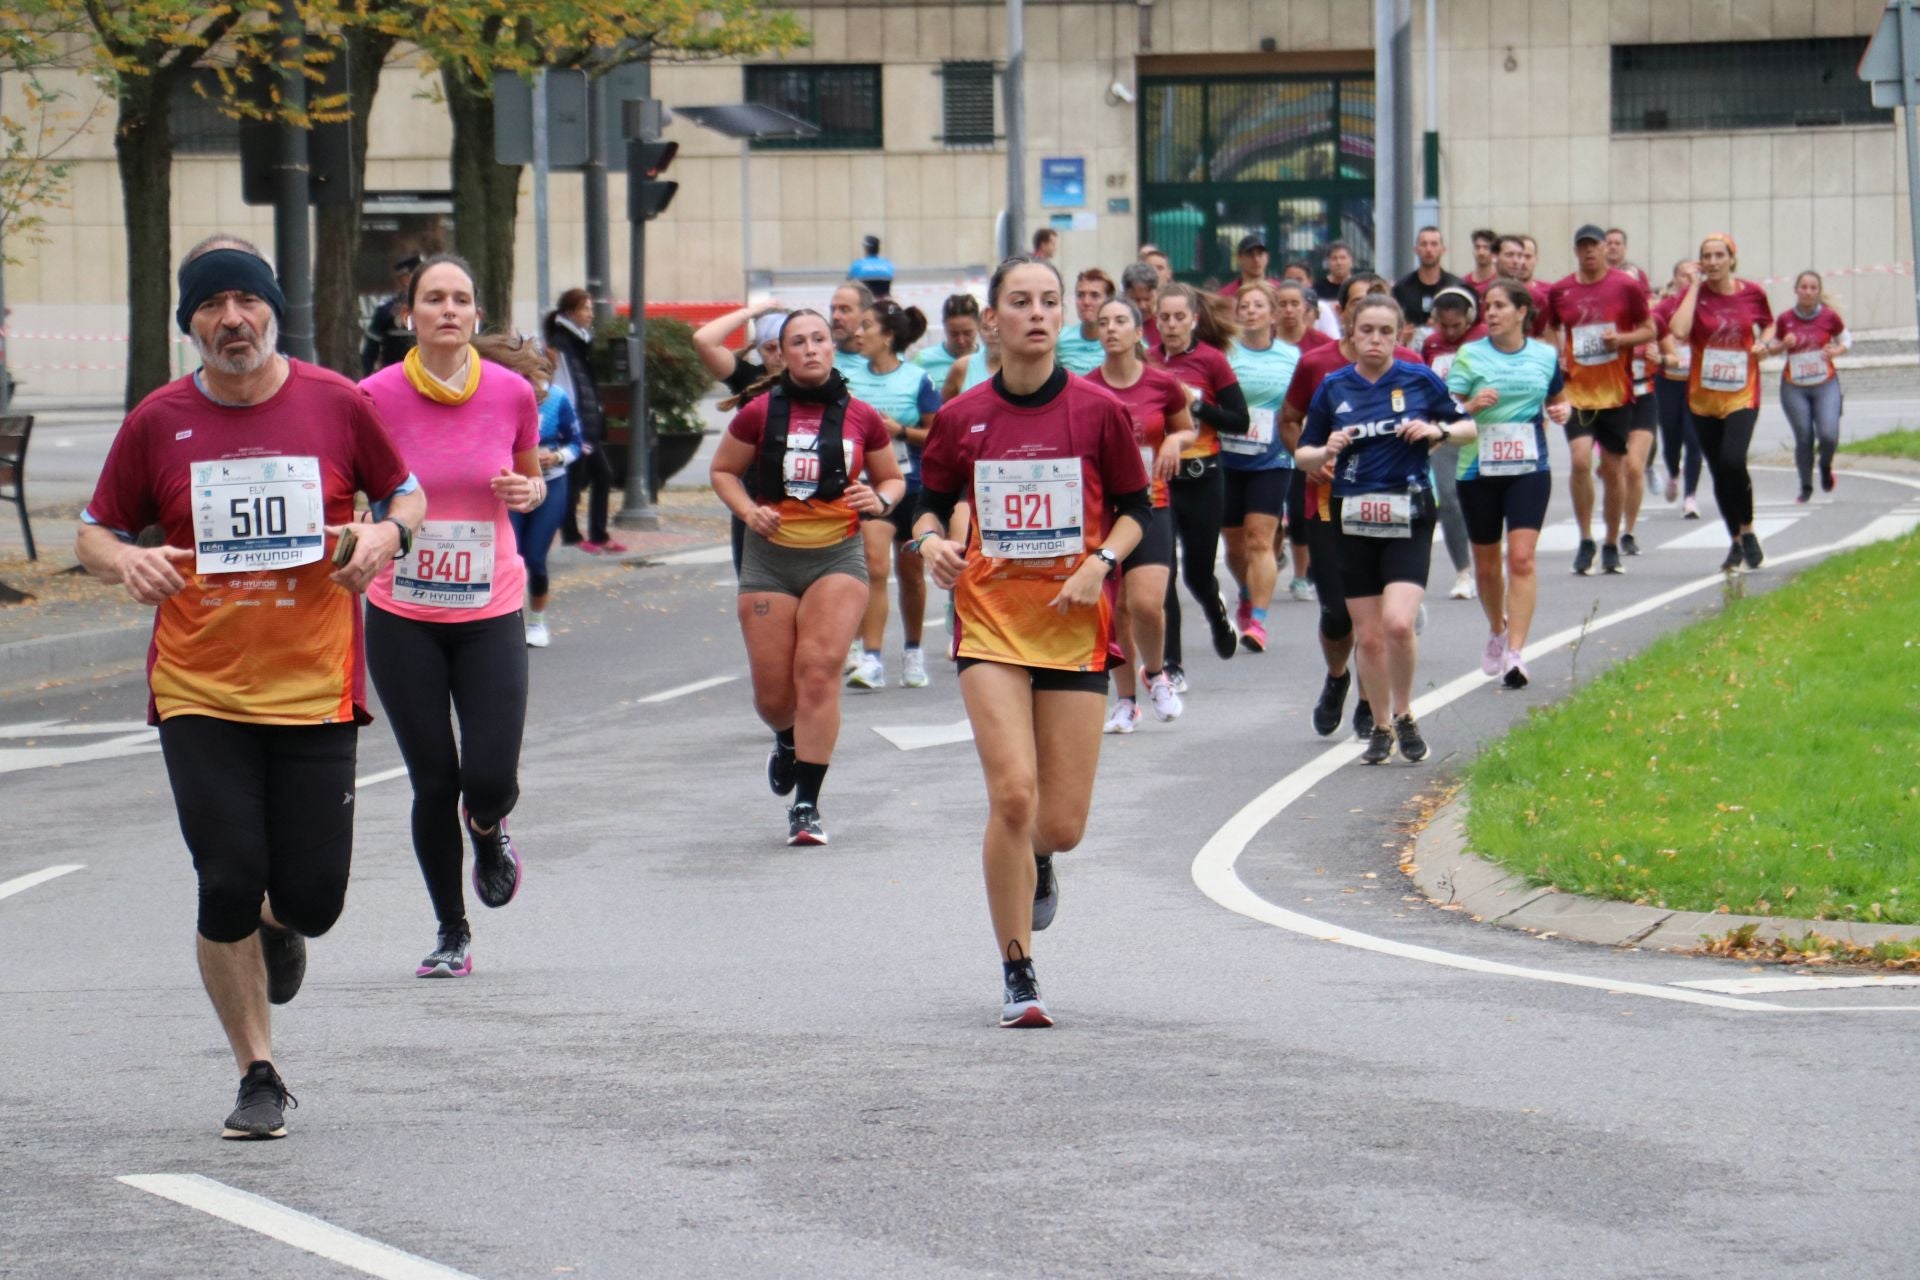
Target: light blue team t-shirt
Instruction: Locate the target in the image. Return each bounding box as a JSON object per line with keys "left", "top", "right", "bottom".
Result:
{"left": 842, "top": 358, "right": 940, "bottom": 489}
{"left": 1055, "top": 325, "right": 1106, "bottom": 376}
{"left": 914, "top": 341, "right": 967, "bottom": 394}
{"left": 1443, "top": 336, "right": 1565, "bottom": 481}
{"left": 1224, "top": 338, "right": 1302, "bottom": 471}
{"left": 833, "top": 348, "right": 867, "bottom": 379}
{"left": 961, "top": 347, "right": 993, "bottom": 393}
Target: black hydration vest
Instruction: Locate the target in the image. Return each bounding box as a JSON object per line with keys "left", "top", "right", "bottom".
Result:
{"left": 757, "top": 381, "right": 851, "bottom": 504}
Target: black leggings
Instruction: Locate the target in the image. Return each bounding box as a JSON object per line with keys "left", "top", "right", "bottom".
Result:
{"left": 1162, "top": 462, "right": 1228, "bottom": 665}
{"left": 1652, "top": 377, "right": 1703, "bottom": 497}
{"left": 1692, "top": 408, "right": 1759, "bottom": 538}
{"left": 1303, "top": 506, "right": 1351, "bottom": 643}
{"left": 159, "top": 716, "right": 358, "bottom": 944}
{"left": 563, "top": 442, "right": 616, "bottom": 544}
{"left": 366, "top": 606, "right": 528, "bottom": 930}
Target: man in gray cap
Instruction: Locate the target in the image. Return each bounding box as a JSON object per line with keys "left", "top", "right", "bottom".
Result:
{"left": 1220, "top": 232, "right": 1278, "bottom": 298}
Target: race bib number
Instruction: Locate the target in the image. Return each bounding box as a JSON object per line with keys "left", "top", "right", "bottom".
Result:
{"left": 1140, "top": 445, "right": 1157, "bottom": 477}
{"left": 1670, "top": 345, "right": 1692, "bottom": 374}
{"left": 976, "top": 458, "right": 1084, "bottom": 559}
{"left": 393, "top": 520, "right": 495, "bottom": 609}
{"left": 191, "top": 455, "right": 326, "bottom": 575}
{"left": 1571, "top": 323, "right": 1616, "bottom": 367}
{"left": 1222, "top": 406, "right": 1277, "bottom": 456}
{"left": 1701, "top": 346, "right": 1748, "bottom": 392}
{"left": 1630, "top": 354, "right": 1649, "bottom": 384}
{"left": 893, "top": 437, "right": 915, "bottom": 476}
{"left": 1479, "top": 421, "right": 1540, "bottom": 477}
{"left": 783, "top": 430, "right": 823, "bottom": 499}
{"left": 1341, "top": 492, "right": 1412, "bottom": 539}
{"left": 1787, "top": 349, "right": 1831, "bottom": 386}
{"left": 1430, "top": 352, "right": 1456, "bottom": 381}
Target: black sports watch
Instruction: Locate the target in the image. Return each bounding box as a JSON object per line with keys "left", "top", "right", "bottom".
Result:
{"left": 382, "top": 517, "right": 413, "bottom": 560}
{"left": 1093, "top": 547, "right": 1118, "bottom": 573}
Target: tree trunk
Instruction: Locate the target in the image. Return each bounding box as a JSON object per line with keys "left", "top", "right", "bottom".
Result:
{"left": 443, "top": 66, "right": 521, "bottom": 328}
{"left": 115, "top": 76, "right": 176, "bottom": 410}
{"left": 314, "top": 28, "right": 398, "bottom": 377}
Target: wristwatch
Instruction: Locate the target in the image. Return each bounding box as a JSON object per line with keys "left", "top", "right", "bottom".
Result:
{"left": 382, "top": 517, "right": 413, "bottom": 560}
{"left": 876, "top": 492, "right": 894, "bottom": 516}
{"left": 1093, "top": 547, "right": 1119, "bottom": 573}
{"left": 1435, "top": 424, "right": 1452, "bottom": 446}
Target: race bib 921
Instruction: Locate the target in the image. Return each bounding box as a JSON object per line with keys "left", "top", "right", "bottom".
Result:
{"left": 975, "top": 458, "right": 1085, "bottom": 559}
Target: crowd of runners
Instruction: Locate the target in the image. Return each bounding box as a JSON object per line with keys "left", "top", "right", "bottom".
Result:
{"left": 76, "top": 222, "right": 1851, "bottom": 1136}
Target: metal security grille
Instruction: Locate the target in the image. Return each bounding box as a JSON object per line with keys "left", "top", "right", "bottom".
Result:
{"left": 1612, "top": 38, "right": 1889, "bottom": 133}
{"left": 171, "top": 71, "right": 241, "bottom": 156}
{"left": 745, "top": 64, "right": 883, "bottom": 151}
{"left": 939, "top": 61, "right": 997, "bottom": 148}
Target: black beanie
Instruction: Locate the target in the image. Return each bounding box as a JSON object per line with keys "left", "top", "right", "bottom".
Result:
{"left": 175, "top": 249, "right": 287, "bottom": 334}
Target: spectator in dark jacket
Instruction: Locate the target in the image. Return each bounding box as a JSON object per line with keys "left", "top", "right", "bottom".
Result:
{"left": 543, "top": 289, "right": 625, "bottom": 553}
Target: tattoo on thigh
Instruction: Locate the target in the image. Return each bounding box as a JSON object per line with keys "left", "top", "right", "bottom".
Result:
{"left": 752, "top": 599, "right": 771, "bottom": 616}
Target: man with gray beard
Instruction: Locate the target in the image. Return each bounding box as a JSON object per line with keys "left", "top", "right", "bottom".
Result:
{"left": 75, "top": 235, "right": 426, "bottom": 1140}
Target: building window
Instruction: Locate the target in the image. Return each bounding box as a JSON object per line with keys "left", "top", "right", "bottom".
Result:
{"left": 745, "top": 64, "right": 882, "bottom": 150}
{"left": 1611, "top": 38, "right": 1889, "bottom": 133}
{"left": 939, "top": 60, "right": 997, "bottom": 148}
{"left": 171, "top": 71, "right": 242, "bottom": 155}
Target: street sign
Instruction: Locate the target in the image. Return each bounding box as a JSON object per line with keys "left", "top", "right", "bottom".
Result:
{"left": 1861, "top": 0, "right": 1920, "bottom": 107}
{"left": 494, "top": 68, "right": 589, "bottom": 168}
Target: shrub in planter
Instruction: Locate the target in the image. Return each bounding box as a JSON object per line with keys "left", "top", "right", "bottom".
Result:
{"left": 591, "top": 316, "right": 712, "bottom": 484}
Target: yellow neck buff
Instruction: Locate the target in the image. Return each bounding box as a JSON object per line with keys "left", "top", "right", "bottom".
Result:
{"left": 403, "top": 345, "right": 481, "bottom": 405}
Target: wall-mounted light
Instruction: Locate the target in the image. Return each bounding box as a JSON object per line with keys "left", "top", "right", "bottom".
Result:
{"left": 1107, "top": 80, "right": 1135, "bottom": 105}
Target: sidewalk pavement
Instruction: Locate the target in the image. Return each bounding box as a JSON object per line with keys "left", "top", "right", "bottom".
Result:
{"left": 0, "top": 489, "right": 733, "bottom": 695}
{"left": 1408, "top": 796, "right": 1920, "bottom": 953}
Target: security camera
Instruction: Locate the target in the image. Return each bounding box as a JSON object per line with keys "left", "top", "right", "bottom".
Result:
{"left": 1108, "top": 81, "right": 1135, "bottom": 105}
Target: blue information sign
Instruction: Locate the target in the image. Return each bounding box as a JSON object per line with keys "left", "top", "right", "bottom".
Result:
{"left": 1040, "top": 157, "right": 1085, "bottom": 208}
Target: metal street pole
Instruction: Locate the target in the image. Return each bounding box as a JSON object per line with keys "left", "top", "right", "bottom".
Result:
{"left": 741, "top": 139, "right": 753, "bottom": 301}
{"left": 273, "top": 2, "right": 314, "bottom": 360}
{"left": 614, "top": 101, "right": 660, "bottom": 532}
{"left": 533, "top": 68, "right": 552, "bottom": 323}
{"left": 1003, "top": 0, "right": 1026, "bottom": 260}
{"left": 1899, "top": 0, "right": 1920, "bottom": 349}
{"left": 0, "top": 72, "right": 9, "bottom": 415}
{"left": 584, "top": 75, "right": 613, "bottom": 325}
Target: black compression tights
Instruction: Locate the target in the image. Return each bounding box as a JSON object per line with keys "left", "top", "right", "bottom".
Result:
{"left": 1162, "top": 465, "right": 1228, "bottom": 666}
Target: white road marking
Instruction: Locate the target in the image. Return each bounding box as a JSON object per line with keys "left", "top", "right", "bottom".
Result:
{"left": 637, "top": 674, "right": 738, "bottom": 704}
{"left": 0, "top": 731, "right": 160, "bottom": 775}
{"left": 0, "top": 864, "right": 83, "bottom": 904}
{"left": 1658, "top": 515, "right": 1798, "bottom": 550}
{"left": 0, "top": 720, "right": 156, "bottom": 738}
{"left": 650, "top": 545, "right": 734, "bottom": 565}
{"left": 1191, "top": 486, "right": 1920, "bottom": 1014}
{"left": 119, "top": 1174, "right": 479, "bottom": 1280}
{"left": 1676, "top": 975, "right": 1920, "bottom": 995}
{"left": 355, "top": 766, "right": 410, "bottom": 789}
{"left": 872, "top": 720, "right": 975, "bottom": 751}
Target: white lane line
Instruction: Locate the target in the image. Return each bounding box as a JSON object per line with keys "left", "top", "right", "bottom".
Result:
{"left": 0, "top": 864, "right": 84, "bottom": 904}
{"left": 637, "top": 674, "right": 738, "bottom": 704}
{"left": 355, "top": 766, "right": 410, "bottom": 789}
{"left": 1677, "top": 975, "right": 1920, "bottom": 995}
{"left": 650, "top": 544, "right": 734, "bottom": 565}
{"left": 1191, "top": 490, "right": 1920, "bottom": 1014}
{"left": 118, "top": 1174, "right": 479, "bottom": 1280}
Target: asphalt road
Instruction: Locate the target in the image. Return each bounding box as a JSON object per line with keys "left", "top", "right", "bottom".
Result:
{"left": 4, "top": 460, "right": 1920, "bottom": 1278}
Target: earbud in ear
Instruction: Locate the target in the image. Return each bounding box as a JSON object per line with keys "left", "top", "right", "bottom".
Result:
{"left": 405, "top": 315, "right": 414, "bottom": 332}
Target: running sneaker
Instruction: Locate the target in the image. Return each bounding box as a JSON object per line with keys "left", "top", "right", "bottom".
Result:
{"left": 787, "top": 802, "right": 828, "bottom": 847}
{"left": 1393, "top": 713, "right": 1429, "bottom": 763}
{"left": 1448, "top": 567, "right": 1476, "bottom": 600}
{"left": 1164, "top": 663, "right": 1188, "bottom": 694}
{"left": 1683, "top": 496, "right": 1701, "bottom": 520}
{"left": 1208, "top": 602, "right": 1238, "bottom": 660}
{"left": 847, "top": 651, "right": 886, "bottom": 690}
{"left": 1572, "top": 538, "right": 1597, "bottom": 575}
{"left": 1289, "top": 576, "right": 1317, "bottom": 603}
{"left": 1032, "top": 855, "right": 1059, "bottom": 932}
{"left": 768, "top": 740, "right": 797, "bottom": 796}
{"left": 1621, "top": 532, "right": 1640, "bottom": 557}
{"left": 525, "top": 618, "right": 552, "bottom": 648}
{"left": 1795, "top": 487, "right": 1813, "bottom": 505}
{"left": 1240, "top": 620, "right": 1268, "bottom": 653}
{"left": 1103, "top": 700, "right": 1141, "bottom": 734}
{"left": 1145, "top": 671, "right": 1183, "bottom": 722}
{"left": 1353, "top": 698, "right": 1375, "bottom": 740}
{"left": 1502, "top": 646, "right": 1530, "bottom": 690}
{"left": 465, "top": 811, "right": 522, "bottom": 909}
{"left": 1235, "top": 597, "right": 1254, "bottom": 634}
{"left": 1000, "top": 959, "right": 1053, "bottom": 1028}
{"left": 1601, "top": 543, "right": 1624, "bottom": 575}
{"left": 222, "top": 1061, "right": 295, "bottom": 1140}
{"left": 902, "top": 648, "right": 930, "bottom": 689}
{"left": 1312, "top": 670, "right": 1351, "bottom": 737}
{"left": 416, "top": 924, "right": 473, "bottom": 978}
{"left": 843, "top": 639, "right": 861, "bottom": 676}
{"left": 259, "top": 924, "right": 306, "bottom": 1006}
{"left": 1481, "top": 630, "right": 1508, "bottom": 677}
{"left": 1415, "top": 602, "right": 1428, "bottom": 636}
{"left": 1359, "top": 725, "right": 1394, "bottom": 765}
{"left": 1665, "top": 475, "right": 1679, "bottom": 503}
{"left": 1820, "top": 463, "right": 1836, "bottom": 493}
{"left": 578, "top": 540, "right": 609, "bottom": 555}
{"left": 1740, "top": 531, "right": 1764, "bottom": 571}
{"left": 1720, "top": 543, "right": 1743, "bottom": 574}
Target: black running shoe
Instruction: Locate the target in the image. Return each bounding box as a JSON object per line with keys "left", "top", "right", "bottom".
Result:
{"left": 1359, "top": 725, "right": 1394, "bottom": 765}
{"left": 1353, "top": 698, "right": 1375, "bottom": 740}
{"left": 415, "top": 923, "right": 473, "bottom": 978}
{"left": 1620, "top": 532, "right": 1640, "bottom": 557}
{"left": 222, "top": 1061, "right": 295, "bottom": 1140}
{"left": 1393, "top": 713, "right": 1429, "bottom": 762}
{"left": 465, "top": 810, "right": 522, "bottom": 908}
{"left": 259, "top": 924, "right": 306, "bottom": 1006}
{"left": 1001, "top": 959, "right": 1053, "bottom": 1028}
{"left": 1720, "top": 543, "right": 1743, "bottom": 574}
{"left": 1601, "top": 543, "right": 1624, "bottom": 575}
{"left": 787, "top": 802, "right": 828, "bottom": 847}
{"left": 1032, "top": 855, "right": 1059, "bottom": 932}
{"left": 1572, "top": 538, "right": 1597, "bottom": 575}
{"left": 1740, "top": 531, "right": 1764, "bottom": 571}
{"left": 1164, "top": 662, "right": 1188, "bottom": 694}
{"left": 767, "top": 741, "right": 797, "bottom": 797}
{"left": 1209, "top": 600, "right": 1238, "bottom": 660}
{"left": 1312, "top": 670, "right": 1352, "bottom": 737}
{"left": 1820, "top": 463, "right": 1836, "bottom": 493}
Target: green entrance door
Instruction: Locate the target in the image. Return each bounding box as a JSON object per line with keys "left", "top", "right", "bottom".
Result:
{"left": 1139, "top": 73, "right": 1377, "bottom": 286}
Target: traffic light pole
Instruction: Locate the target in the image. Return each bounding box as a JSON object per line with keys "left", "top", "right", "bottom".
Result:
{"left": 614, "top": 130, "right": 659, "bottom": 531}
{"left": 273, "top": 1, "right": 314, "bottom": 361}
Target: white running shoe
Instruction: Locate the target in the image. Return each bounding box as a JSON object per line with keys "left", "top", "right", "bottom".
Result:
{"left": 1103, "top": 700, "right": 1141, "bottom": 734}
{"left": 843, "top": 639, "right": 862, "bottom": 676}
{"left": 1414, "top": 603, "right": 1428, "bottom": 636}
{"left": 902, "top": 648, "right": 930, "bottom": 688}
{"left": 524, "top": 618, "right": 551, "bottom": 648}
{"left": 1449, "top": 568, "right": 1476, "bottom": 600}
{"left": 1146, "top": 671, "right": 1184, "bottom": 722}
{"left": 847, "top": 652, "right": 886, "bottom": 689}
{"left": 1289, "top": 576, "right": 1317, "bottom": 603}
{"left": 1481, "top": 630, "right": 1507, "bottom": 677}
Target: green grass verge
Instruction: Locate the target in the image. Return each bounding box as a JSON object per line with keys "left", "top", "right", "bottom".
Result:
{"left": 1838, "top": 429, "right": 1920, "bottom": 460}
{"left": 1465, "top": 532, "right": 1920, "bottom": 924}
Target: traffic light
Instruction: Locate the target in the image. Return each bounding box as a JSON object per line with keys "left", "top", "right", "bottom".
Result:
{"left": 628, "top": 140, "right": 678, "bottom": 222}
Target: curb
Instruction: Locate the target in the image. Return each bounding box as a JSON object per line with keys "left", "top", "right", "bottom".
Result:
{"left": 0, "top": 623, "right": 149, "bottom": 693}
{"left": 1407, "top": 795, "right": 1920, "bottom": 953}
